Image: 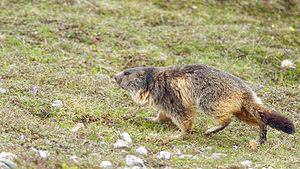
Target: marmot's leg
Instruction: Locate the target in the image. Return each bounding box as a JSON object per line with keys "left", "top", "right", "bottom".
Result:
{"left": 144, "top": 111, "right": 171, "bottom": 122}
{"left": 204, "top": 120, "right": 231, "bottom": 135}
{"left": 172, "top": 111, "right": 197, "bottom": 133}
{"left": 259, "top": 124, "right": 267, "bottom": 144}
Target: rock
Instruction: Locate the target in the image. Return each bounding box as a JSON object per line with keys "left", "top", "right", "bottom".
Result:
{"left": 0, "top": 158, "right": 18, "bottom": 169}
{"left": 120, "top": 132, "right": 132, "bottom": 143}
{"left": 100, "top": 142, "right": 109, "bottom": 146}
{"left": 201, "top": 146, "right": 212, "bottom": 151}
{"left": 193, "top": 156, "right": 199, "bottom": 160}
{"left": 69, "top": 156, "right": 80, "bottom": 163}
{"left": 0, "top": 152, "right": 17, "bottom": 161}
{"left": 100, "top": 161, "right": 112, "bottom": 168}
{"left": 113, "top": 139, "right": 130, "bottom": 149}
{"left": 89, "top": 153, "right": 101, "bottom": 158}
{"left": 240, "top": 160, "right": 253, "bottom": 167}
{"left": 125, "top": 155, "right": 145, "bottom": 168}
{"left": 0, "top": 88, "right": 6, "bottom": 94}
{"left": 218, "top": 164, "right": 241, "bottom": 169}
{"left": 156, "top": 151, "right": 171, "bottom": 160}
{"left": 136, "top": 146, "right": 147, "bottom": 156}
{"left": 52, "top": 100, "right": 63, "bottom": 108}
{"left": 210, "top": 153, "right": 227, "bottom": 159}
{"left": 0, "top": 162, "right": 10, "bottom": 169}
{"left": 179, "top": 155, "right": 193, "bottom": 159}
{"left": 29, "top": 147, "right": 50, "bottom": 158}
{"left": 71, "top": 123, "right": 85, "bottom": 132}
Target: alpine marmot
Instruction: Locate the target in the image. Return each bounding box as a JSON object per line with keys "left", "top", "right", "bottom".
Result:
{"left": 115, "top": 64, "right": 295, "bottom": 144}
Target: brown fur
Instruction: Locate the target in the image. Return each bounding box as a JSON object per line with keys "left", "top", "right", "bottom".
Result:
{"left": 115, "top": 64, "right": 295, "bottom": 144}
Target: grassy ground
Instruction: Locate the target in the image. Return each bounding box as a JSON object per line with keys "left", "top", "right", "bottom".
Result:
{"left": 0, "top": 0, "right": 299, "bottom": 168}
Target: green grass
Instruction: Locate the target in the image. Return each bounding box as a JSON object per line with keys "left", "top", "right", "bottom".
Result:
{"left": 0, "top": 0, "right": 299, "bottom": 168}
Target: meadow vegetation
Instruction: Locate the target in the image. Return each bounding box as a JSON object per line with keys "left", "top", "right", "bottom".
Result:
{"left": 0, "top": 0, "right": 299, "bottom": 168}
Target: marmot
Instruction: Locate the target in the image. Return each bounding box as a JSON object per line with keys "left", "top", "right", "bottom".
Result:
{"left": 115, "top": 64, "right": 295, "bottom": 144}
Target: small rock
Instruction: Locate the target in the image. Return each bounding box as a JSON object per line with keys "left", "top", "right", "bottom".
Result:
{"left": 201, "top": 146, "right": 212, "bottom": 151}
{"left": 0, "top": 88, "right": 6, "bottom": 93}
{"left": 0, "top": 152, "right": 17, "bottom": 161}
{"left": 0, "top": 158, "right": 18, "bottom": 169}
{"left": 0, "top": 162, "right": 10, "bottom": 169}
{"left": 71, "top": 123, "right": 85, "bottom": 132}
{"left": 29, "top": 147, "right": 50, "bottom": 158}
{"left": 156, "top": 151, "right": 171, "bottom": 160}
{"left": 120, "top": 132, "right": 132, "bottom": 143}
{"left": 69, "top": 156, "right": 80, "bottom": 163}
{"left": 211, "top": 153, "right": 227, "bottom": 159}
{"left": 100, "top": 161, "right": 113, "bottom": 168}
{"left": 113, "top": 139, "right": 130, "bottom": 149}
{"left": 179, "top": 155, "right": 193, "bottom": 159}
{"left": 125, "top": 155, "right": 145, "bottom": 168}
{"left": 52, "top": 100, "right": 63, "bottom": 108}
{"left": 89, "top": 153, "right": 101, "bottom": 158}
{"left": 100, "top": 142, "right": 109, "bottom": 146}
{"left": 136, "top": 146, "right": 147, "bottom": 156}
{"left": 218, "top": 164, "right": 241, "bottom": 169}
{"left": 193, "top": 156, "right": 199, "bottom": 160}
{"left": 240, "top": 160, "right": 253, "bottom": 167}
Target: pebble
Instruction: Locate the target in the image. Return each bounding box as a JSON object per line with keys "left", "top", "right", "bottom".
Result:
{"left": 240, "top": 160, "right": 253, "bottom": 167}
{"left": 125, "top": 155, "right": 145, "bottom": 168}
{"left": 100, "top": 161, "right": 113, "bottom": 168}
{"left": 100, "top": 142, "right": 109, "bottom": 146}
{"left": 0, "top": 152, "right": 17, "bottom": 161}
{"left": 156, "top": 151, "right": 171, "bottom": 160}
{"left": 179, "top": 155, "right": 193, "bottom": 159}
{"left": 29, "top": 147, "right": 50, "bottom": 158}
{"left": 136, "top": 146, "right": 147, "bottom": 156}
{"left": 113, "top": 139, "right": 130, "bottom": 149}
{"left": 201, "top": 146, "right": 212, "bottom": 151}
{"left": 120, "top": 132, "right": 132, "bottom": 143}
{"left": 0, "top": 88, "right": 6, "bottom": 93}
{"left": 52, "top": 100, "right": 63, "bottom": 108}
{"left": 210, "top": 153, "right": 227, "bottom": 159}
{"left": 0, "top": 158, "right": 18, "bottom": 169}
{"left": 69, "top": 156, "right": 80, "bottom": 163}
{"left": 71, "top": 123, "right": 85, "bottom": 132}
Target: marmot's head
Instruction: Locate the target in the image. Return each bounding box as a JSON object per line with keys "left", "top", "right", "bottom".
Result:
{"left": 115, "top": 67, "right": 154, "bottom": 93}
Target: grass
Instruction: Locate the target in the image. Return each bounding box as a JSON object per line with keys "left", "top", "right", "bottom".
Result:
{"left": 0, "top": 0, "right": 299, "bottom": 168}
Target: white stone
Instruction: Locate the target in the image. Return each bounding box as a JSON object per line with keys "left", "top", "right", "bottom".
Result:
{"left": 179, "top": 155, "right": 193, "bottom": 159}
{"left": 52, "top": 100, "right": 63, "bottom": 108}
{"left": 113, "top": 139, "right": 130, "bottom": 149}
{"left": 29, "top": 147, "right": 50, "bottom": 158}
{"left": 0, "top": 88, "right": 6, "bottom": 93}
{"left": 0, "top": 152, "right": 17, "bottom": 161}
{"left": 241, "top": 160, "right": 253, "bottom": 167}
{"left": 0, "top": 162, "right": 10, "bottom": 169}
{"left": 202, "top": 146, "right": 212, "bottom": 151}
{"left": 89, "top": 153, "right": 101, "bottom": 158}
{"left": 210, "top": 153, "right": 227, "bottom": 159}
{"left": 120, "top": 132, "right": 132, "bottom": 143}
{"left": 100, "top": 161, "right": 113, "bottom": 168}
{"left": 136, "top": 146, "right": 147, "bottom": 156}
{"left": 69, "top": 156, "right": 79, "bottom": 163}
{"left": 156, "top": 151, "right": 171, "bottom": 160}
{"left": 125, "top": 155, "right": 145, "bottom": 168}
{"left": 100, "top": 142, "right": 109, "bottom": 146}
{"left": 193, "top": 156, "right": 199, "bottom": 160}
{"left": 0, "top": 158, "right": 18, "bottom": 169}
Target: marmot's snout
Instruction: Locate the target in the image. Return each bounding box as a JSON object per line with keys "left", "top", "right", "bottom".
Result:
{"left": 115, "top": 72, "right": 124, "bottom": 85}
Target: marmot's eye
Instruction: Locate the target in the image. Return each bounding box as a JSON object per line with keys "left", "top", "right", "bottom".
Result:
{"left": 124, "top": 71, "right": 130, "bottom": 75}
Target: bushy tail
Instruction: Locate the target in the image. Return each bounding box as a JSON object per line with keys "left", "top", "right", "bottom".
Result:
{"left": 244, "top": 99, "right": 295, "bottom": 134}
